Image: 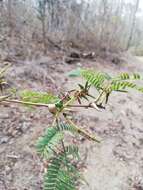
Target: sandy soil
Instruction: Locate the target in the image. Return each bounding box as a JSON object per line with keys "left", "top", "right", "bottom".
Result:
{"left": 0, "top": 53, "right": 143, "bottom": 190}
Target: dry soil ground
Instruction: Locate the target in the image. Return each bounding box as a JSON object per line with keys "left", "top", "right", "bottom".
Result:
{"left": 0, "top": 52, "right": 143, "bottom": 190}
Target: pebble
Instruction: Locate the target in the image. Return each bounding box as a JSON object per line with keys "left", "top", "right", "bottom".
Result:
{"left": 0, "top": 136, "right": 9, "bottom": 144}
{"left": 22, "top": 122, "right": 31, "bottom": 132}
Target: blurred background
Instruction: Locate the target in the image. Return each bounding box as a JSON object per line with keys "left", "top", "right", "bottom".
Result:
{"left": 0, "top": 0, "right": 143, "bottom": 58}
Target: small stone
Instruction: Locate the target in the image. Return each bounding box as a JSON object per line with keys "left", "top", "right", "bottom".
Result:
{"left": 0, "top": 136, "right": 9, "bottom": 144}
{"left": 22, "top": 122, "right": 30, "bottom": 132}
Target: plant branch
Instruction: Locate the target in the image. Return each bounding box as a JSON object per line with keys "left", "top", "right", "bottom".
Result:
{"left": 3, "top": 99, "right": 61, "bottom": 114}
{"left": 68, "top": 103, "right": 102, "bottom": 111}
{"left": 4, "top": 99, "right": 50, "bottom": 107}
{"left": 68, "top": 104, "right": 90, "bottom": 108}
{"left": 64, "top": 115, "right": 100, "bottom": 143}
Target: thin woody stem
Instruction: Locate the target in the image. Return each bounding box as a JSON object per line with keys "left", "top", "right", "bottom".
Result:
{"left": 3, "top": 99, "right": 101, "bottom": 111}
{"left": 95, "top": 91, "right": 104, "bottom": 103}
{"left": 4, "top": 99, "right": 82, "bottom": 108}
{"left": 64, "top": 115, "right": 100, "bottom": 143}
{"left": 4, "top": 99, "right": 50, "bottom": 107}
{"left": 68, "top": 104, "right": 92, "bottom": 108}
{"left": 68, "top": 103, "right": 103, "bottom": 111}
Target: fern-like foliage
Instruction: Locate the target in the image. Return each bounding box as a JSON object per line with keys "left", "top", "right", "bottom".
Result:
{"left": 56, "top": 122, "right": 76, "bottom": 134}
{"left": 80, "top": 69, "right": 143, "bottom": 106}
{"left": 113, "top": 72, "right": 142, "bottom": 81}
{"left": 36, "top": 122, "right": 80, "bottom": 190}
{"left": 36, "top": 127, "right": 64, "bottom": 159}
{"left": 111, "top": 81, "right": 137, "bottom": 91}
{"left": 81, "top": 69, "right": 143, "bottom": 94}
{"left": 36, "top": 123, "right": 78, "bottom": 159}
{"left": 81, "top": 69, "right": 111, "bottom": 91}
{"left": 111, "top": 74, "right": 143, "bottom": 92}
{"left": 36, "top": 124, "right": 80, "bottom": 190}
{"left": 44, "top": 147, "right": 79, "bottom": 190}
{"left": 110, "top": 72, "right": 143, "bottom": 93}
{"left": 19, "top": 90, "right": 59, "bottom": 104}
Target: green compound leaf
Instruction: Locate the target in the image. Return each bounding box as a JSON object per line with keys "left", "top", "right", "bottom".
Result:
{"left": 113, "top": 72, "right": 143, "bottom": 81}
{"left": 36, "top": 127, "right": 64, "bottom": 159}
{"left": 44, "top": 147, "right": 80, "bottom": 190}
{"left": 81, "top": 69, "right": 112, "bottom": 90}
{"left": 19, "top": 90, "right": 59, "bottom": 104}
{"left": 36, "top": 123, "right": 79, "bottom": 159}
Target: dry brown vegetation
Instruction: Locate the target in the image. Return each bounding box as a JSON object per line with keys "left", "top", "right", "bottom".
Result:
{"left": 0, "top": 0, "right": 143, "bottom": 59}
